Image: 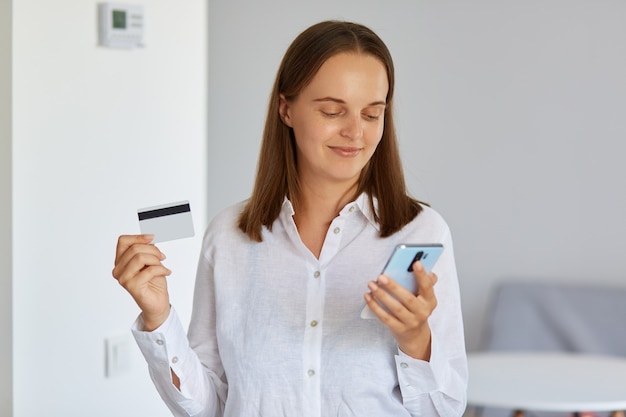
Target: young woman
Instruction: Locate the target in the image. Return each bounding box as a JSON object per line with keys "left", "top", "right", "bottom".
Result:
{"left": 113, "top": 20, "right": 467, "bottom": 417}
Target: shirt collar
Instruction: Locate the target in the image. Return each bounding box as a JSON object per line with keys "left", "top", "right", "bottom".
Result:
{"left": 281, "top": 196, "right": 295, "bottom": 216}
{"left": 280, "top": 193, "right": 380, "bottom": 231}
{"left": 353, "top": 193, "right": 380, "bottom": 231}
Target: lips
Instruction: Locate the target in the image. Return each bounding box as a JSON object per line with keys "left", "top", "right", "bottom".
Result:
{"left": 329, "top": 146, "right": 362, "bottom": 157}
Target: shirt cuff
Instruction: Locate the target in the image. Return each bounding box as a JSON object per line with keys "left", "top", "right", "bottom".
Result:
{"left": 131, "top": 307, "right": 194, "bottom": 395}
{"left": 395, "top": 334, "right": 449, "bottom": 397}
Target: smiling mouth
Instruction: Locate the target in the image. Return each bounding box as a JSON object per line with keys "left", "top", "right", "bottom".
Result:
{"left": 329, "top": 146, "right": 362, "bottom": 157}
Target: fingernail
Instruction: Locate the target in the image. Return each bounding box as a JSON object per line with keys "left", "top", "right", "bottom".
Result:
{"left": 378, "top": 275, "right": 389, "bottom": 285}
{"left": 368, "top": 281, "right": 378, "bottom": 291}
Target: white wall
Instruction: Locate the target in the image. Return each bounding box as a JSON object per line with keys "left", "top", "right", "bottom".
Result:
{"left": 11, "top": 1, "right": 208, "bottom": 416}
{"left": 208, "top": 0, "right": 626, "bottom": 351}
{"left": 1, "top": 0, "right": 13, "bottom": 415}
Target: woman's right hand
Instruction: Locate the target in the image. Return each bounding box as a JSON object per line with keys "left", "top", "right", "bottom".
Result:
{"left": 112, "top": 234, "right": 172, "bottom": 331}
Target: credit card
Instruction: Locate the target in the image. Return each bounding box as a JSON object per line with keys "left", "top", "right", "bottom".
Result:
{"left": 137, "top": 200, "right": 194, "bottom": 243}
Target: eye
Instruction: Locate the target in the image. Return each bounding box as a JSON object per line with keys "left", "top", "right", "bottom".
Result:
{"left": 363, "top": 112, "right": 382, "bottom": 121}
{"left": 321, "top": 108, "right": 343, "bottom": 118}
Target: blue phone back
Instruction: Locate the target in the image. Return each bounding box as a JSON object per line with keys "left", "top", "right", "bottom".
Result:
{"left": 382, "top": 244, "right": 444, "bottom": 294}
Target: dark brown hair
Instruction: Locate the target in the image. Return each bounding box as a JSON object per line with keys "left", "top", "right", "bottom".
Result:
{"left": 238, "top": 20, "right": 422, "bottom": 242}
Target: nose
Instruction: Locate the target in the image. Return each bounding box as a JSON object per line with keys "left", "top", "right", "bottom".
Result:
{"left": 340, "top": 113, "right": 363, "bottom": 140}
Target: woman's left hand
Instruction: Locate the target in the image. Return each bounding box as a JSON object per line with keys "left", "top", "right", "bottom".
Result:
{"left": 363, "top": 261, "right": 438, "bottom": 361}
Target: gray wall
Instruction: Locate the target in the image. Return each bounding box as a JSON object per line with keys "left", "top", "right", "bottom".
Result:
{"left": 207, "top": 0, "right": 626, "bottom": 351}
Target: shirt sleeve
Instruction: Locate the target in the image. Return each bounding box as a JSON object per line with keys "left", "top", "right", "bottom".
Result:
{"left": 131, "top": 307, "right": 225, "bottom": 417}
{"left": 394, "top": 225, "right": 468, "bottom": 416}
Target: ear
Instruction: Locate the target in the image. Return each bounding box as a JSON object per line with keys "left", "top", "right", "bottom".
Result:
{"left": 278, "top": 94, "right": 293, "bottom": 127}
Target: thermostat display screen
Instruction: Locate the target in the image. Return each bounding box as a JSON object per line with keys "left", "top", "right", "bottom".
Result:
{"left": 112, "top": 10, "right": 126, "bottom": 29}
{"left": 99, "top": 3, "right": 144, "bottom": 49}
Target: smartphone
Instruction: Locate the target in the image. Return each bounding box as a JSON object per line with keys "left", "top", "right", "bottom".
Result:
{"left": 360, "top": 243, "right": 444, "bottom": 319}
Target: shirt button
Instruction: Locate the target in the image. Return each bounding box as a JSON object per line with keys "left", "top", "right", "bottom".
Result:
{"left": 307, "top": 369, "right": 315, "bottom": 377}
{"left": 349, "top": 206, "right": 355, "bottom": 213}
{"left": 333, "top": 227, "right": 340, "bottom": 234}
{"left": 171, "top": 356, "right": 179, "bottom": 364}
{"left": 313, "top": 271, "right": 320, "bottom": 278}
{"left": 400, "top": 362, "right": 408, "bottom": 369}
{"left": 310, "top": 320, "right": 318, "bottom": 327}
{"left": 155, "top": 339, "right": 164, "bottom": 346}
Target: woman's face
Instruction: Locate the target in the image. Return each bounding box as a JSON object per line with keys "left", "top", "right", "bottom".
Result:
{"left": 279, "top": 52, "right": 388, "bottom": 190}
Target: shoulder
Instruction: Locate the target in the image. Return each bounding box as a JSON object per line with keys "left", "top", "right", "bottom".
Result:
{"left": 399, "top": 203, "right": 452, "bottom": 242}
{"left": 206, "top": 200, "right": 248, "bottom": 234}
{"left": 417, "top": 203, "right": 449, "bottom": 228}
{"left": 201, "top": 200, "right": 250, "bottom": 255}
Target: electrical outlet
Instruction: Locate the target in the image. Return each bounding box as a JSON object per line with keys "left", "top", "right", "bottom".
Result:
{"left": 105, "top": 334, "right": 133, "bottom": 377}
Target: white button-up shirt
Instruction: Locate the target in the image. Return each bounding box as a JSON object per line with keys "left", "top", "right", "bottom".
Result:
{"left": 132, "top": 194, "right": 467, "bottom": 417}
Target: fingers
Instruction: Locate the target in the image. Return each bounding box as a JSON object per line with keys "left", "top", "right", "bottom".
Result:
{"left": 114, "top": 234, "right": 154, "bottom": 264}
{"left": 112, "top": 235, "right": 172, "bottom": 299}
{"left": 365, "top": 261, "right": 438, "bottom": 361}
{"left": 411, "top": 261, "right": 438, "bottom": 300}
{"left": 115, "top": 253, "right": 171, "bottom": 288}
{"left": 365, "top": 279, "right": 411, "bottom": 325}
{"left": 112, "top": 234, "right": 164, "bottom": 282}
{"left": 112, "top": 234, "right": 173, "bottom": 326}
{"left": 365, "top": 261, "right": 438, "bottom": 324}
{"left": 122, "top": 265, "right": 171, "bottom": 294}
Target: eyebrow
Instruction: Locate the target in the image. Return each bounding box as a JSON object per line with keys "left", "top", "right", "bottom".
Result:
{"left": 313, "top": 97, "right": 386, "bottom": 107}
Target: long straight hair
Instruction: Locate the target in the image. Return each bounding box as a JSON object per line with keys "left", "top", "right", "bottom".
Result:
{"left": 238, "top": 21, "right": 422, "bottom": 242}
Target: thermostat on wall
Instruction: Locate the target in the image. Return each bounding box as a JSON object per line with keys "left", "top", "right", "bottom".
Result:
{"left": 98, "top": 3, "right": 144, "bottom": 49}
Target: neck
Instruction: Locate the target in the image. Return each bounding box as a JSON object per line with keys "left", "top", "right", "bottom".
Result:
{"left": 291, "top": 178, "right": 359, "bottom": 259}
{"left": 294, "top": 178, "right": 358, "bottom": 221}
